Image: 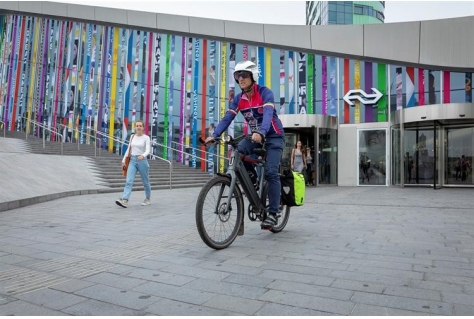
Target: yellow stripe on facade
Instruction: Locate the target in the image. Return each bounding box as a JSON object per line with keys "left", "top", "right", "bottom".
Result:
{"left": 219, "top": 42, "right": 227, "bottom": 173}
{"left": 354, "top": 60, "right": 360, "bottom": 124}
{"left": 265, "top": 47, "right": 271, "bottom": 88}
{"left": 108, "top": 28, "right": 119, "bottom": 152}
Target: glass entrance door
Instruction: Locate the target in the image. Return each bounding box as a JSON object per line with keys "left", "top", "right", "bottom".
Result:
{"left": 404, "top": 128, "right": 435, "bottom": 185}
{"left": 319, "top": 128, "right": 337, "bottom": 185}
{"left": 445, "top": 127, "right": 474, "bottom": 185}
{"left": 358, "top": 129, "right": 387, "bottom": 186}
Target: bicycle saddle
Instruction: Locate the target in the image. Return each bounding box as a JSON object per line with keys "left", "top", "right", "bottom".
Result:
{"left": 253, "top": 148, "right": 266, "bottom": 157}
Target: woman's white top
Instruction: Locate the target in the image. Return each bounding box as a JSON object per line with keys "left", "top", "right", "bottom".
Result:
{"left": 122, "top": 134, "right": 151, "bottom": 162}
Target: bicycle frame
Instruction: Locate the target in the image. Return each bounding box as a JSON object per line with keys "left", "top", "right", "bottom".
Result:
{"left": 219, "top": 138, "right": 267, "bottom": 216}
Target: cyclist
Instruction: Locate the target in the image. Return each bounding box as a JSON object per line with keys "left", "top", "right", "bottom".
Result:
{"left": 205, "top": 60, "right": 285, "bottom": 230}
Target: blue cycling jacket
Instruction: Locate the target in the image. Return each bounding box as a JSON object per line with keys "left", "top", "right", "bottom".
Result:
{"left": 212, "top": 83, "right": 284, "bottom": 138}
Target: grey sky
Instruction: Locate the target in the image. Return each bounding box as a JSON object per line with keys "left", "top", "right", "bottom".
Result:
{"left": 56, "top": 0, "right": 474, "bottom": 25}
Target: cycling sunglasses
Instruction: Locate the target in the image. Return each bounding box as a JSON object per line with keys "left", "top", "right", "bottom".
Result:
{"left": 234, "top": 71, "right": 252, "bottom": 81}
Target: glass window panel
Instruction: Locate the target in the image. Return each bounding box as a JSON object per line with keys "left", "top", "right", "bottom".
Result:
{"left": 354, "top": 5, "right": 363, "bottom": 14}
{"left": 329, "top": 11, "right": 337, "bottom": 21}
{"left": 329, "top": 3, "right": 337, "bottom": 11}
{"left": 345, "top": 5, "right": 352, "bottom": 13}
{"left": 345, "top": 13, "right": 352, "bottom": 23}
{"left": 359, "top": 129, "right": 387, "bottom": 186}
{"left": 337, "top": 12, "right": 344, "bottom": 23}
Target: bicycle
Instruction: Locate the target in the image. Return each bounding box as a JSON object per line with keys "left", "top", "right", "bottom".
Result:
{"left": 196, "top": 134, "right": 290, "bottom": 250}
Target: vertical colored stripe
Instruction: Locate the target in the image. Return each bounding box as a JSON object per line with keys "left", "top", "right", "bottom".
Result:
{"left": 329, "top": 57, "right": 337, "bottom": 117}
{"left": 163, "top": 34, "right": 170, "bottom": 159}
{"left": 321, "top": 55, "right": 327, "bottom": 116}
{"left": 396, "top": 67, "right": 403, "bottom": 110}
{"left": 0, "top": 16, "right": 12, "bottom": 117}
{"left": 80, "top": 23, "right": 92, "bottom": 144}
{"left": 53, "top": 20, "right": 65, "bottom": 140}
{"left": 443, "top": 71, "right": 450, "bottom": 103}
{"left": 257, "top": 47, "right": 264, "bottom": 86}
{"left": 406, "top": 67, "right": 415, "bottom": 108}
{"left": 265, "top": 47, "right": 271, "bottom": 88}
{"left": 20, "top": 18, "right": 32, "bottom": 133}
{"left": 4, "top": 15, "right": 18, "bottom": 129}
{"left": 123, "top": 28, "right": 133, "bottom": 151}
{"left": 227, "top": 43, "right": 235, "bottom": 149}
{"left": 418, "top": 68, "right": 425, "bottom": 106}
{"left": 354, "top": 60, "right": 360, "bottom": 124}
{"left": 279, "top": 50, "right": 285, "bottom": 115}
{"left": 151, "top": 33, "right": 161, "bottom": 155}
{"left": 145, "top": 32, "right": 153, "bottom": 135}
{"left": 185, "top": 37, "right": 192, "bottom": 166}
{"left": 98, "top": 26, "right": 109, "bottom": 149}
{"left": 298, "top": 53, "right": 306, "bottom": 114}
{"left": 11, "top": 16, "right": 26, "bottom": 131}
{"left": 343, "top": 59, "right": 349, "bottom": 124}
{"left": 178, "top": 36, "right": 185, "bottom": 163}
{"left": 377, "top": 63, "right": 387, "bottom": 122}
{"left": 364, "top": 61, "right": 373, "bottom": 123}
{"left": 243, "top": 45, "right": 248, "bottom": 60}
{"left": 207, "top": 40, "right": 216, "bottom": 173}
{"left": 219, "top": 42, "right": 226, "bottom": 173}
{"left": 307, "top": 54, "right": 314, "bottom": 114}
{"left": 201, "top": 39, "right": 207, "bottom": 171}
{"left": 168, "top": 35, "right": 175, "bottom": 160}
{"left": 288, "top": 51, "right": 295, "bottom": 114}
{"left": 108, "top": 27, "right": 119, "bottom": 152}
{"left": 36, "top": 19, "right": 47, "bottom": 137}
{"left": 192, "top": 38, "right": 200, "bottom": 168}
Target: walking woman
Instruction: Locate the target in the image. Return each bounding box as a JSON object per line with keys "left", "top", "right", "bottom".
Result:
{"left": 291, "top": 140, "right": 306, "bottom": 173}
{"left": 116, "top": 120, "right": 151, "bottom": 208}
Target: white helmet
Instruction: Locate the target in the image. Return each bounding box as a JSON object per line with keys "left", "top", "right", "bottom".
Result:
{"left": 234, "top": 61, "right": 259, "bottom": 82}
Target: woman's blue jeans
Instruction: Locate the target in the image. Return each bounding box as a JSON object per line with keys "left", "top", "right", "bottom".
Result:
{"left": 122, "top": 156, "right": 151, "bottom": 200}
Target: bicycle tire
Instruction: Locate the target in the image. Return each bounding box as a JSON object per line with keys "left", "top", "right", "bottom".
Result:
{"left": 261, "top": 183, "right": 290, "bottom": 233}
{"left": 195, "top": 175, "right": 244, "bottom": 249}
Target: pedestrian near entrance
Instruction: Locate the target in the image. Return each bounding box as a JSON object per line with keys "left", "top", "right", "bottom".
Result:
{"left": 291, "top": 140, "right": 306, "bottom": 173}
{"left": 116, "top": 120, "right": 151, "bottom": 208}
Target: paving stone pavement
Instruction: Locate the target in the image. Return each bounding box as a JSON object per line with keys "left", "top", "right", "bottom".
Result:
{"left": 0, "top": 186, "right": 473, "bottom": 316}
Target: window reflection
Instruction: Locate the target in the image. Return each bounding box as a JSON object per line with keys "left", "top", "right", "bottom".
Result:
{"left": 358, "top": 129, "right": 386, "bottom": 185}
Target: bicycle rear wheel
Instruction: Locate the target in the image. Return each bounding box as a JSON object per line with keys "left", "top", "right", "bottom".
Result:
{"left": 196, "top": 175, "right": 244, "bottom": 249}
{"left": 261, "top": 183, "right": 290, "bottom": 233}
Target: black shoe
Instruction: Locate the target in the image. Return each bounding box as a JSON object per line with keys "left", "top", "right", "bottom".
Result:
{"left": 261, "top": 214, "right": 278, "bottom": 230}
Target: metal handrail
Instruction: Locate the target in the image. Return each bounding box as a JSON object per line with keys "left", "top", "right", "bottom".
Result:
{"left": 94, "top": 130, "right": 173, "bottom": 188}
{"left": 22, "top": 117, "right": 64, "bottom": 155}
{"left": 56, "top": 122, "right": 102, "bottom": 156}
{"left": 155, "top": 141, "right": 217, "bottom": 166}
{"left": 171, "top": 140, "right": 229, "bottom": 162}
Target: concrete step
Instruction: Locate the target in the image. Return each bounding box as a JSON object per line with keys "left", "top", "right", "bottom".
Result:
{"left": 5, "top": 134, "right": 212, "bottom": 192}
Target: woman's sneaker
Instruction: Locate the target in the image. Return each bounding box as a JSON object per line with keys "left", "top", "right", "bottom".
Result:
{"left": 141, "top": 199, "right": 151, "bottom": 206}
{"left": 115, "top": 199, "right": 128, "bottom": 208}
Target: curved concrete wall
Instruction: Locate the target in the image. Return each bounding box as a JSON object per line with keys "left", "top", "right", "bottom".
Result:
{"left": 0, "top": 1, "right": 473, "bottom": 71}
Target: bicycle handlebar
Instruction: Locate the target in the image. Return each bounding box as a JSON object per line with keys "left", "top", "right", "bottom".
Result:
{"left": 199, "top": 131, "right": 265, "bottom": 147}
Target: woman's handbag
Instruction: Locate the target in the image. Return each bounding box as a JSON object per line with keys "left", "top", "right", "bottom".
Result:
{"left": 122, "top": 135, "right": 134, "bottom": 177}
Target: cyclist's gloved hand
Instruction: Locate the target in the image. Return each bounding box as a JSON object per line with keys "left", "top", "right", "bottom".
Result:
{"left": 204, "top": 136, "right": 217, "bottom": 145}
{"left": 251, "top": 131, "right": 265, "bottom": 144}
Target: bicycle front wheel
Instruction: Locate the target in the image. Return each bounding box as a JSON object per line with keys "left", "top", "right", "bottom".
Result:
{"left": 195, "top": 175, "right": 244, "bottom": 249}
